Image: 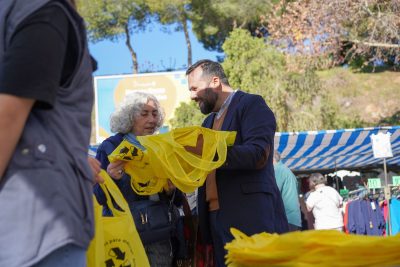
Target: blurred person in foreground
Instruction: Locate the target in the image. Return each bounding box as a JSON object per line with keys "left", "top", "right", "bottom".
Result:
{"left": 186, "top": 59, "right": 288, "bottom": 267}
{"left": 0, "top": 0, "right": 101, "bottom": 266}
{"left": 93, "top": 91, "right": 182, "bottom": 267}
{"left": 306, "top": 173, "right": 344, "bottom": 231}
{"left": 273, "top": 150, "right": 302, "bottom": 231}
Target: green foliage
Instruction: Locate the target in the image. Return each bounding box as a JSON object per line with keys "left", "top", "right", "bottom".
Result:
{"left": 168, "top": 28, "right": 385, "bottom": 132}
{"left": 320, "top": 93, "right": 365, "bottom": 130}
{"left": 317, "top": 67, "right": 399, "bottom": 129}
{"left": 222, "top": 29, "right": 290, "bottom": 129}
{"left": 79, "top": 0, "right": 150, "bottom": 73}
{"left": 147, "top": 0, "right": 193, "bottom": 66}
{"left": 221, "top": 28, "right": 363, "bottom": 132}
{"left": 147, "top": 0, "right": 190, "bottom": 25}
{"left": 169, "top": 101, "right": 207, "bottom": 129}
{"left": 79, "top": 0, "right": 149, "bottom": 42}
{"left": 379, "top": 111, "right": 400, "bottom": 126}
{"left": 286, "top": 68, "right": 321, "bottom": 107}
{"left": 285, "top": 69, "right": 325, "bottom": 131}
{"left": 223, "top": 30, "right": 320, "bottom": 131}
{"left": 190, "top": 0, "right": 232, "bottom": 51}
{"left": 190, "top": 0, "right": 274, "bottom": 51}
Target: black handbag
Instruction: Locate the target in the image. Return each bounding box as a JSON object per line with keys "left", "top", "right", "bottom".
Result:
{"left": 130, "top": 192, "right": 179, "bottom": 245}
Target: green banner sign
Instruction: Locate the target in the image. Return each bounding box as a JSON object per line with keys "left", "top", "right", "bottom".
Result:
{"left": 392, "top": 176, "right": 400, "bottom": 186}
{"left": 368, "top": 178, "right": 382, "bottom": 189}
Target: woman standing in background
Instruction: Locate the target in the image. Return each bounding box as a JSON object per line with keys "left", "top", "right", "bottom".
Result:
{"left": 306, "top": 173, "right": 344, "bottom": 231}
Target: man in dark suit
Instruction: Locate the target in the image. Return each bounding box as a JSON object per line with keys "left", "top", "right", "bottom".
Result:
{"left": 186, "top": 59, "right": 288, "bottom": 266}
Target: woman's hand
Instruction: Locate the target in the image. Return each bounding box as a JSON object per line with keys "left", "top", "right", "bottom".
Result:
{"left": 107, "top": 160, "right": 126, "bottom": 180}
{"left": 87, "top": 157, "right": 103, "bottom": 184}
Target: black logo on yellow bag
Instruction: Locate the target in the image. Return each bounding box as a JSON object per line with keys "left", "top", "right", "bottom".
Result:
{"left": 105, "top": 247, "right": 133, "bottom": 267}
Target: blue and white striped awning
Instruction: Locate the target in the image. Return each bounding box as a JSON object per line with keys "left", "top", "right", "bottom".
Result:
{"left": 275, "top": 126, "right": 400, "bottom": 173}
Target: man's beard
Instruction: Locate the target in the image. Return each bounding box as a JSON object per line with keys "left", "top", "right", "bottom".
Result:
{"left": 199, "top": 87, "right": 218, "bottom": 114}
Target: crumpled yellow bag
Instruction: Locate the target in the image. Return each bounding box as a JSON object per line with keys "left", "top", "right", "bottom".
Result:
{"left": 86, "top": 196, "right": 105, "bottom": 267}
{"left": 86, "top": 170, "right": 150, "bottom": 267}
{"left": 108, "top": 126, "right": 236, "bottom": 194}
{"left": 225, "top": 228, "right": 400, "bottom": 267}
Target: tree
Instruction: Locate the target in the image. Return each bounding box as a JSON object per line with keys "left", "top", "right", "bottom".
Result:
{"left": 169, "top": 101, "right": 206, "bottom": 129}
{"left": 79, "top": 0, "right": 150, "bottom": 73}
{"left": 222, "top": 29, "right": 292, "bottom": 130}
{"left": 171, "top": 29, "right": 363, "bottom": 131}
{"left": 146, "top": 0, "right": 193, "bottom": 67}
{"left": 190, "top": 0, "right": 274, "bottom": 51}
{"left": 222, "top": 29, "right": 353, "bottom": 131}
{"left": 267, "top": 0, "right": 400, "bottom": 70}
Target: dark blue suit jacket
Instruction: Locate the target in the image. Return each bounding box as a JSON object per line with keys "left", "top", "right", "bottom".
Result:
{"left": 198, "top": 91, "right": 289, "bottom": 243}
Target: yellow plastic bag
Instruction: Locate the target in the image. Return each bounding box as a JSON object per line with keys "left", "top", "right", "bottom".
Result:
{"left": 86, "top": 170, "right": 150, "bottom": 267}
{"left": 86, "top": 196, "right": 105, "bottom": 267}
{"left": 225, "top": 228, "right": 400, "bottom": 267}
{"left": 108, "top": 126, "right": 236, "bottom": 194}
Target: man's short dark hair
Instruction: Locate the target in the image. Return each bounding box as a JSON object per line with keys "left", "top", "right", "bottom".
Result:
{"left": 186, "top": 59, "right": 230, "bottom": 86}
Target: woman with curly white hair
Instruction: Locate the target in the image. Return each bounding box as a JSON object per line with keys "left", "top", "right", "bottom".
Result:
{"left": 93, "top": 91, "right": 181, "bottom": 267}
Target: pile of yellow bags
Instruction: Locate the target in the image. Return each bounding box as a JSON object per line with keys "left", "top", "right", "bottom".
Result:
{"left": 225, "top": 228, "right": 400, "bottom": 267}
{"left": 108, "top": 126, "right": 236, "bottom": 194}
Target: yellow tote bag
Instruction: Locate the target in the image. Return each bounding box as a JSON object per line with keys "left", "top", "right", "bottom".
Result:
{"left": 86, "top": 170, "right": 150, "bottom": 267}
{"left": 86, "top": 196, "right": 105, "bottom": 267}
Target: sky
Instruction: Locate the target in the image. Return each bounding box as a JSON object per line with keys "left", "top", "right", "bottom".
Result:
{"left": 89, "top": 22, "right": 223, "bottom": 76}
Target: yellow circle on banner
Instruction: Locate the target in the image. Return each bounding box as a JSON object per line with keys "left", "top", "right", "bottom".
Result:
{"left": 114, "top": 76, "right": 177, "bottom": 122}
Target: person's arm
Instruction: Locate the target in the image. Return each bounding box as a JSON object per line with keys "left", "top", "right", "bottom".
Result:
{"left": 95, "top": 140, "right": 126, "bottom": 180}
{"left": 337, "top": 193, "right": 344, "bottom": 208}
{"left": 93, "top": 140, "right": 126, "bottom": 205}
{"left": 306, "top": 205, "right": 313, "bottom": 212}
{"left": 87, "top": 157, "right": 103, "bottom": 184}
{"left": 0, "top": 4, "right": 70, "bottom": 179}
{"left": 306, "top": 193, "right": 315, "bottom": 212}
{"left": 220, "top": 95, "right": 276, "bottom": 170}
{"left": 0, "top": 95, "right": 34, "bottom": 179}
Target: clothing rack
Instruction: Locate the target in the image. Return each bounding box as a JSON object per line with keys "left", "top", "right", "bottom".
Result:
{"left": 345, "top": 185, "right": 399, "bottom": 236}
{"left": 390, "top": 186, "right": 400, "bottom": 198}
{"left": 345, "top": 187, "right": 369, "bottom": 201}
{"left": 348, "top": 187, "right": 368, "bottom": 196}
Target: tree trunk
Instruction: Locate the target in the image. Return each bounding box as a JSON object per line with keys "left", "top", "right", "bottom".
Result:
{"left": 124, "top": 24, "right": 139, "bottom": 74}
{"left": 182, "top": 19, "right": 192, "bottom": 67}
{"left": 350, "top": 39, "right": 400, "bottom": 49}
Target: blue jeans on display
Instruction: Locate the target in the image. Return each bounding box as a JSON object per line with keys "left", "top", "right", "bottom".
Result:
{"left": 209, "top": 210, "right": 232, "bottom": 267}
{"left": 33, "top": 244, "right": 86, "bottom": 267}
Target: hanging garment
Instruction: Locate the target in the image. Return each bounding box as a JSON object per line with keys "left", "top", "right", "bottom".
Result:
{"left": 390, "top": 198, "right": 400, "bottom": 235}
{"left": 346, "top": 199, "right": 385, "bottom": 236}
